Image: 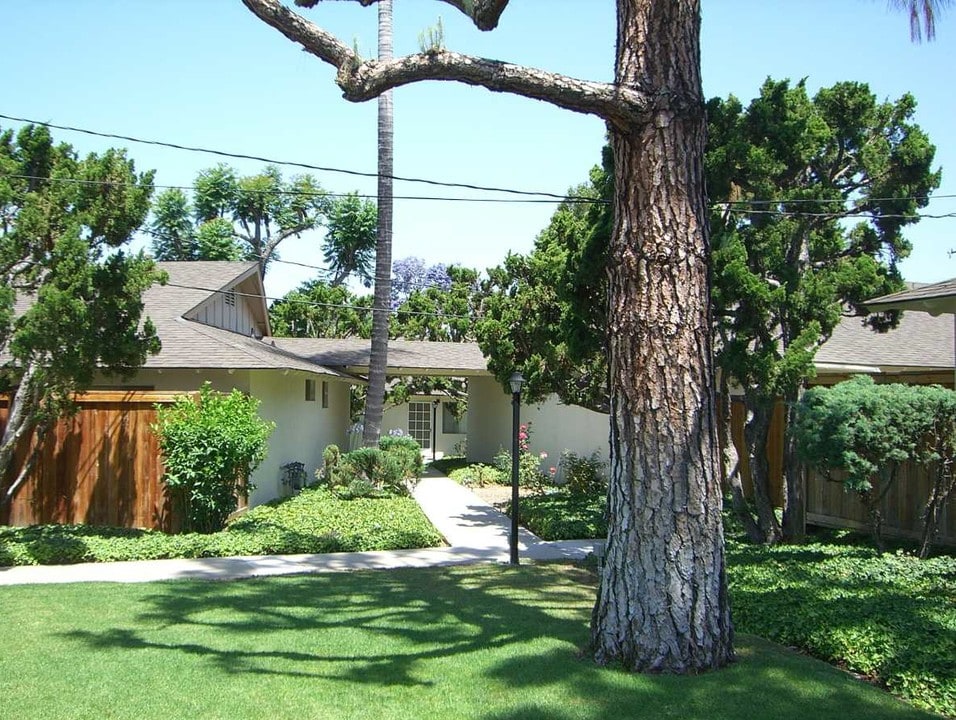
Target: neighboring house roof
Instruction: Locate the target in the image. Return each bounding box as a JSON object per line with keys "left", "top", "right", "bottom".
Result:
{"left": 142, "top": 261, "right": 350, "bottom": 378}
{"left": 816, "top": 311, "right": 954, "bottom": 374}
{"left": 865, "top": 277, "right": 956, "bottom": 316}
{"left": 272, "top": 338, "right": 490, "bottom": 376}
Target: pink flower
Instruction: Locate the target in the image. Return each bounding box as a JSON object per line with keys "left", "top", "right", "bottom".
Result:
{"left": 539, "top": 451, "right": 548, "bottom": 459}
{"left": 549, "top": 467, "right": 557, "bottom": 475}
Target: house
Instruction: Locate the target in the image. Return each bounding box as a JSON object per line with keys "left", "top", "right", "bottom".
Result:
{"left": 94, "top": 261, "right": 358, "bottom": 508}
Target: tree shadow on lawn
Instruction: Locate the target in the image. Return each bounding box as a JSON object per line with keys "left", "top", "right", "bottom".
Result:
{"left": 63, "top": 564, "right": 595, "bottom": 687}
{"left": 58, "top": 563, "right": 939, "bottom": 718}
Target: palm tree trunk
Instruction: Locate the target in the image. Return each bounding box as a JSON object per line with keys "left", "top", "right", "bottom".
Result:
{"left": 362, "top": 0, "right": 394, "bottom": 447}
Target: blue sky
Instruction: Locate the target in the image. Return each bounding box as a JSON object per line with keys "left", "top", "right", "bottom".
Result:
{"left": 3, "top": 1, "right": 954, "bottom": 298}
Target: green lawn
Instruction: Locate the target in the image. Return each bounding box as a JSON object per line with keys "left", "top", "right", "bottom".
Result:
{"left": 0, "top": 564, "right": 936, "bottom": 720}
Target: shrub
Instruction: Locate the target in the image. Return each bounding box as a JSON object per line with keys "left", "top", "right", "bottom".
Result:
{"left": 154, "top": 383, "right": 275, "bottom": 533}
{"left": 379, "top": 435, "right": 424, "bottom": 480}
{"left": 449, "top": 463, "right": 505, "bottom": 487}
{"left": 317, "top": 444, "right": 341, "bottom": 488}
{"left": 556, "top": 451, "right": 607, "bottom": 496}
{"left": 518, "top": 493, "right": 607, "bottom": 540}
{"left": 493, "top": 422, "right": 549, "bottom": 490}
{"left": 794, "top": 376, "right": 956, "bottom": 556}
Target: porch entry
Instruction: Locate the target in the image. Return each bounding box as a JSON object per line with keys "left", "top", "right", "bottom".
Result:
{"left": 407, "top": 401, "right": 431, "bottom": 449}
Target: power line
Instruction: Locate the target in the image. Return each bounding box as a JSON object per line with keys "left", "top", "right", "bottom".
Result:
{"left": 0, "top": 113, "right": 572, "bottom": 200}
{"left": 5, "top": 171, "right": 954, "bottom": 213}
{"left": 0, "top": 172, "right": 604, "bottom": 205}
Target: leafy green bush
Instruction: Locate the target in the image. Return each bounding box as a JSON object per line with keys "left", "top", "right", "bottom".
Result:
{"left": 0, "top": 486, "right": 443, "bottom": 565}
{"left": 339, "top": 448, "right": 406, "bottom": 497}
{"left": 493, "top": 423, "right": 550, "bottom": 490}
{"left": 379, "top": 435, "right": 424, "bottom": 479}
{"left": 794, "top": 376, "right": 956, "bottom": 556}
{"left": 556, "top": 451, "right": 607, "bottom": 496}
{"left": 449, "top": 463, "right": 506, "bottom": 486}
{"left": 154, "top": 383, "right": 275, "bottom": 533}
{"left": 517, "top": 493, "right": 607, "bottom": 540}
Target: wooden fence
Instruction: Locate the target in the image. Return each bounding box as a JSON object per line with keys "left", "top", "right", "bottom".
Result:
{"left": 729, "top": 398, "right": 956, "bottom": 546}
{"left": 0, "top": 391, "right": 180, "bottom": 531}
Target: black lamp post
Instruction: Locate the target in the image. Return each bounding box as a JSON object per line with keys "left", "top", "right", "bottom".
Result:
{"left": 509, "top": 371, "right": 524, "bottom": 565}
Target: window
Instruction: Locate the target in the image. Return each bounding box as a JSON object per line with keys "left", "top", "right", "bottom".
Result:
{"left": 442, "top": 402, "right": 467, "bottom": 434}
{"left": 305, "top": 379, "right": 316, "bottom": 402}
{"left": 321, "top": 381, "right": 329, "bottom": 409}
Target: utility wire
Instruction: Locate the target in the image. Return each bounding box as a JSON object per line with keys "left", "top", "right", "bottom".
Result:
{"left": 0, "top": 172, "right": 603, "bottom": 205}
{"left": 5, "top": 171, "right": 955, "bottom": 213}
{"left": 0, "top": 113, "right": 572, "bottom": 200}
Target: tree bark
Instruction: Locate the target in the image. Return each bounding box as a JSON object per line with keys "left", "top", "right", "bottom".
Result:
{"left": 242, "top": 0, "right": 733, "bottom": 675}
{"left": 362, "top": 0, "right": 394, "bottom": 447}
{"left": 781, "top": 396, "right": 806, "bottom": 542}
{"left": 743, "top": 397, "right": 783, "bottom": 544}
{"left": 0, "top": 361, "right": 40, "bottom": 502}
{"left": 589, "top": 0, "right": 733, "bottom": 672}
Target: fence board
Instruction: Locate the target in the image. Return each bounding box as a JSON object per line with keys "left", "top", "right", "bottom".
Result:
{"left": 729, "top": 397, "right": 956, "bottom": 546}
{"left": 0, "top": 392, "right": 181, "bottom": 530}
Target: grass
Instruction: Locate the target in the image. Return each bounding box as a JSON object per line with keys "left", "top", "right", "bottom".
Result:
{"left": 0, "top": 486, "right": 444, "bottom": 566}
{"left": 0, "top": 563, "right": 937, "bottom": 720}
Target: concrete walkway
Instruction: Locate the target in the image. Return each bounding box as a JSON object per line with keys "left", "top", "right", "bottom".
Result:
{"left": 0, "top": 471, "right": 602, "bottom": 586}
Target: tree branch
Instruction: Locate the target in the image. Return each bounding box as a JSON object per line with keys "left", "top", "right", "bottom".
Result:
{"left": 242, "top": 0, "right": 658, "bottom": 127}
{"left": 295, "top": 0, "right": 510, "bottom": 30}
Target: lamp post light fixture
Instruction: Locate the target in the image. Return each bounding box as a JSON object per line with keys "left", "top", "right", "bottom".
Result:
{"left": 508, "top": 371, "right": 524, "bottom": 565}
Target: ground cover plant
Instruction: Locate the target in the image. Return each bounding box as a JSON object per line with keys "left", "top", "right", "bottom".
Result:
{"left": 0, "top": 486, "right": 442, "bottom": 566}
{"left": 509, "top": 489, "right": 955, "bottom": 716}
{"left": 0, "top": 564, "right": 937, "bottom": 720}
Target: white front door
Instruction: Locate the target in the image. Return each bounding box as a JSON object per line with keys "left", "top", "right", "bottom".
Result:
{"left": 408, "top": 402, "right": 432, "bottom": 449}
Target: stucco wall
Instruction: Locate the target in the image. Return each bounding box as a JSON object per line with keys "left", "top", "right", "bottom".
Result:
{"left": 98, "top": 368, "right": 351, "bottom": 507}
{"left": 248, "top": 372, "right": 350, "bottom": 506}
{"left": 466, "top": 375, "right": 609, "bottom": 473}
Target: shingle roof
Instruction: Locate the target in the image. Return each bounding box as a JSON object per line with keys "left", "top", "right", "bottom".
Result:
{"left": 271, "top": 338, "right": 490, "bottom": 375}
{"left": 865, "top": 277, "right": 956, "bottom": 316}
{"left": 816, "top": 311, "right": 954, "bottom": 370}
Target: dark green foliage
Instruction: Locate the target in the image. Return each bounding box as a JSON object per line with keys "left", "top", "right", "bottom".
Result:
{"left": 518, "top": 493, "right": 607, "bottom": 541}
{"left": 474, "top": 151, "right": 612, "bottom": 412}
{"left": 0, "top": 123, "right": 162, "bottom": 493}
{"left": 0, "top": 486, "right": 442, "bottom": 565}
{"left": 269, "top": 279, "right": 373, "bottom": 338}
{"left": 317, "top": 438, "right": 423, "bottom": 498}
{"left": 150, "top": 163, "right": 327, "bottom": 275}
{"left": 793, "top": 377, "right": 956, "bottom": 555}
{"left": 154, "top": 383, "right": 275, "bottom": 533}
{"left": 727, "top": 536, "right": 956, "bottom": 717}
{"left": 378, "top": 435, "right": 425, "bottom": 479}
{"left": 557, "top": 450, "right": 607, "bottom": 496}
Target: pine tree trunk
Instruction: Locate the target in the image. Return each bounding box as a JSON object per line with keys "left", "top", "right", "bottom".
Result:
{"left": 782, "top": 396, "right": 806, "bottom": 542}
{"left": 362, "top": 0, "right": 394, "bottom": 447}
{"left": 589, "top": 0, "right": 733, "bottom": 673}
{"left": 0, "top": 361, "right": 40, "bottom": 502}
{"left": 744, "top": 397, "right": 783, "bottom": 544}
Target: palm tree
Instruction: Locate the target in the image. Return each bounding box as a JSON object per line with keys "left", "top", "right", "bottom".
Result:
{"left": 362, "top": 0, "right": 394, "bottom": 447}
{"left": 889, "top": 0, "right": 950, "bottom": 41}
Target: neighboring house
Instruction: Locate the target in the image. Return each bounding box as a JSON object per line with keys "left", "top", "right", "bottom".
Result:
{"left": 97, "top": 261, "right": 357, "bottom": 507}
{"left": 6, "top": 259, "right": 951, "bottom": 527}
{"left": 813, "top": 310, "right": 954, "bottom": 388}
